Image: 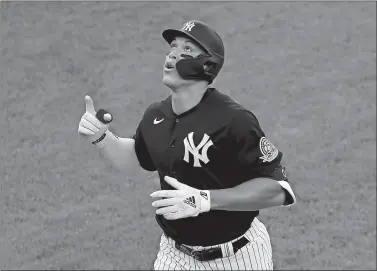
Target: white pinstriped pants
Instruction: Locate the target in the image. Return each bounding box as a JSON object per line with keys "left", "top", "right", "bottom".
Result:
{"left": 154, "top": 217, "right": 273, "bottom": 270}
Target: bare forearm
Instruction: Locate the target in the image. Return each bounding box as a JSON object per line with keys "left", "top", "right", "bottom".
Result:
{"left": 95, "top": 130, "right": 143, "bottom": 175}
{"left": 210, "top": 178, "right": 286, "bottom": 211}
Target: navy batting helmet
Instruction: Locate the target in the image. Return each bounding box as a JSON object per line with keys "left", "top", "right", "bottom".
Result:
{"left": 162, "top": 20, "right": 225, "bottom": 84}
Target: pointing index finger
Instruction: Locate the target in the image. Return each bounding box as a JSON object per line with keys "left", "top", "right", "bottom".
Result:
{"left": 85, "top": 95, "right": 96, "bottom": 115}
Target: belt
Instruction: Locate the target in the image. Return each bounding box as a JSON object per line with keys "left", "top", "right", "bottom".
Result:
{"left": 174, "top": 236, "right": 249, "bottom": 262}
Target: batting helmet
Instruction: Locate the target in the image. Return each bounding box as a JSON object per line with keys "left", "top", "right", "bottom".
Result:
{"left": 162, "top": 20, "right": 225, "bottom": 84}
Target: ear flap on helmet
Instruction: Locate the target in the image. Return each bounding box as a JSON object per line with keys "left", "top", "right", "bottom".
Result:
{"left": 176, "top": 54, "right": 213, "bottom": 81}
{"left": 175, "top": 53, "right": 220, "bottom": 83}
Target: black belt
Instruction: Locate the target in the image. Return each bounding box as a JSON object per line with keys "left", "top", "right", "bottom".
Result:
{"left": 174, "top": 236, "right": 249, "bottom": 262}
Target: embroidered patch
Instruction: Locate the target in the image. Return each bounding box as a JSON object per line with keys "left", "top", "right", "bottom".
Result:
{"left": 259, "top": 137, "right": 279, "bottom": 163}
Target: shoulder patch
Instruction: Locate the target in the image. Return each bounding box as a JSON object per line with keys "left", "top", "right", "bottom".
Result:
{"left": 259, "top": 137, "right": 279, "bottom": 163}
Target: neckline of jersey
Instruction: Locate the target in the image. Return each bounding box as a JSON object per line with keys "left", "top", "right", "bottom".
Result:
{"left": 168, "top": 88, "right": 215, "bottom": 118}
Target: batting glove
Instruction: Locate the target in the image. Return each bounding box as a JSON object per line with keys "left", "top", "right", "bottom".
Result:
{"left": 78, "top": 95, "right": 113, "bottom": 145}
{"left": 150, "top": 176, "right": 211, "bottom": 220}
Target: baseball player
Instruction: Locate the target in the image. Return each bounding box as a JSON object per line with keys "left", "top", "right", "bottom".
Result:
{"left": 78, "top": 20, "right": 296, "bottom": 270}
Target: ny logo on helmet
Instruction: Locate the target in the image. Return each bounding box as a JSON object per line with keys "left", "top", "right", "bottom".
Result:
{"left": 183, "top": 132, "right": 213, "bottom": 167}
{"left": 181, "top": 21, "right": 195, "bottom": 32}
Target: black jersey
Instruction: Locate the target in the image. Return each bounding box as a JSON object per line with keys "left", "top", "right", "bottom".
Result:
{"left": 133, "top": 88, "right": 285, "bottom": 246}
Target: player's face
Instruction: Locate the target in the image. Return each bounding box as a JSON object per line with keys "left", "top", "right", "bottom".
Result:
{"left": 162, "top": 36, "right": 206, "bottom": 89}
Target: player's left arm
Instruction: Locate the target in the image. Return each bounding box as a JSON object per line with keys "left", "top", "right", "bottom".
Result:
{"left": 150, "top": 162, "right": 295, "bottom": 219}
{"left": 210, "top": 163, "right": 295, "bottom": 211}
{"left": 209, "top": 110, "right": 296, "bottom": 212}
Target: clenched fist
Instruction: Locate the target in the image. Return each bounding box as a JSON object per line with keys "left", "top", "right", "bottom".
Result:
{"left": 78, "top": 95, "right": 113, "bottom": 144}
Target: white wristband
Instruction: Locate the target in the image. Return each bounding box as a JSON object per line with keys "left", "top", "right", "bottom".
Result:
{"left": 199, "top": 190, "right": 211, "bottom": 213}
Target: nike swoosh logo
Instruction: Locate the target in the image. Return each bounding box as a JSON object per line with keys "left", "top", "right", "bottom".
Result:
{"left": 153, "top": 118, "right": 164, "bottom": 124}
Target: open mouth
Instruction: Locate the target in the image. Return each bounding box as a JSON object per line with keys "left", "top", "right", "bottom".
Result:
{"left": 164, "top": 62, "right": 174, "bottom": 70}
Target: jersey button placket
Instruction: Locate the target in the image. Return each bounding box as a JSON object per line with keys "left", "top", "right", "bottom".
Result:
{"left": 172, "top": 119, "right": 178, "bottom": 148}
{"left": 170, "top": 118, "right": 179, "bottom": 177}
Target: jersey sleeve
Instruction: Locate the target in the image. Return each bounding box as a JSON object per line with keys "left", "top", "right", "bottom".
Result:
{"left": 230, "top": 110, "right": 281, "bottom": 173}
{"left": 229, "top": 110, "right": 296, "bottom": 205}
{"left": 132, "top": 104, "right": 158, "bottom": 172}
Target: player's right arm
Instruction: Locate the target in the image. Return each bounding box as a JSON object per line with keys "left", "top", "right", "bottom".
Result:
{"left": 78, "top": 96, "right": 154, "bottom": 176}
{"left": 95, "top": 131, "right": 142, "bottom": 174}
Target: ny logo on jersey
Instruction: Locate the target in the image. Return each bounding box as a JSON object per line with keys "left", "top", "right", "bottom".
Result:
{"left": 183, "top": 132, "right": 213, "bottom": 167}
{"left": 181, "top": 21, "right": 195, "bottom": 32}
